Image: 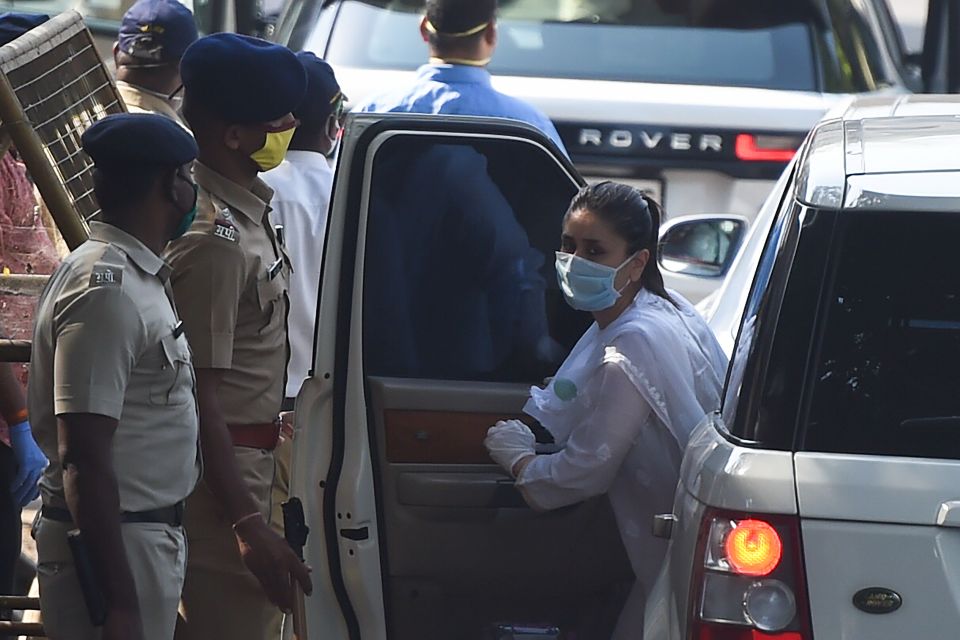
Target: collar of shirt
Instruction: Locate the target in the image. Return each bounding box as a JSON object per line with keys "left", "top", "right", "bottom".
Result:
{"left": 416, "top": 63, "right": 494, "bottom": 87}
{"left": 116, "top": 81, "right": 185, "bottom": 125}
{"left": 88, "top": 221, "right": 172, "bottom": 280}
{"left": 283, "top": 149, "right": 332, "bottom": 169}
{"left": 194, "top": 162, "right": 274, "bottom": 225}
{"left": 116, "top": 80, "right": 175, "bottom": 104}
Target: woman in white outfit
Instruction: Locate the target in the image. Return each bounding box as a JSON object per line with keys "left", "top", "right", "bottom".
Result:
{"left": 485, "top": 181, "right": 728, "bottom": 639}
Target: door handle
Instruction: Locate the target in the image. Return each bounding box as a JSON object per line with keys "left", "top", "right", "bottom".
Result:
{"left": 936, "top": 501, "right": 960, "bottom": 527}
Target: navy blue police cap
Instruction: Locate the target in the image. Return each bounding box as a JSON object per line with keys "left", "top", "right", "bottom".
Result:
{"left": 294, "top": 52, "right": 344, "bottom": 124}
{"left": 0, "top": 12, "right": 49, "bottom": 46}
{"left": 82, "top": 113, "right": 198, "bottom": 170}
{"left": 118, "top": 0, "right": 198, "bottom": 64}
{"left": 180, "top": 33, "right": 307, "bottom": 124}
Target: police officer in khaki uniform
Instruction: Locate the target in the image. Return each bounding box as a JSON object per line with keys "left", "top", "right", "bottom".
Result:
{"left": 166, "top": 33, "right": 312, "bottom": 640}
{"left": 114, "top": 0, "right": 198, "bottom": 127}
{"left": 28, "top": 113, "right": 202, "bottom": 640}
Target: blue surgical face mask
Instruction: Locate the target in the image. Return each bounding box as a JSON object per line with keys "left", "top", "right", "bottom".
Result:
{"left": 555, "top": 251, "right": 637, "bottom": 312}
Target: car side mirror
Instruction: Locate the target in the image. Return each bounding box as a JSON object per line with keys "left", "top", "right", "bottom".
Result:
{"left": 658, "top": 216, "right": 748, "bottom": 279}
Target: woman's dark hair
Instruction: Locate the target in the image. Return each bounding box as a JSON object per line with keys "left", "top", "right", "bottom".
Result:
{"left": 566, "top": 181, "right": 676, "bottom": 306}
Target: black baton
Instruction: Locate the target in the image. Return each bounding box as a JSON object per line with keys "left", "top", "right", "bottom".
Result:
{"left": 66, "top": 529, "right": 107, "bottom": 627}
{"left": 281, "top": 497, "right": 309, "bottom": 560}
{"left": 282, "top": 498, "right": 311, "bottom": 640}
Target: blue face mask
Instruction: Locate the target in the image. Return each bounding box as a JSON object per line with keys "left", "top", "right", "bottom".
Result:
{"left": 555, "top": 251, "right": 637, "bottom": 312}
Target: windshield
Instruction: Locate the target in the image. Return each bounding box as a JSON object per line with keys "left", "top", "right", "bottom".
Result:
{"left": 316, "top": 0, "right": 823, "bottom": 91}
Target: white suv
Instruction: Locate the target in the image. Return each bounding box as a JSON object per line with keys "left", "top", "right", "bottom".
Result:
{"left": 645, "top": 93, "right": 960, "bottom": 640}
{"left": 275, "top": 0, "right": 923, "bottom": 226}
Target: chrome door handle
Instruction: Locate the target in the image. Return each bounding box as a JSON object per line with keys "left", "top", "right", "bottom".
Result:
{"left": 652, "top": 514, "right": 676, "bottom": 539}
{"left": 936, "top": 501, "right": 960, "bottom": 527}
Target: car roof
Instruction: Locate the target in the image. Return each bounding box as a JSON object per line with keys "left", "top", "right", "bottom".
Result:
{"left": 798, "top": 95, "right": 960, "bottom": 212}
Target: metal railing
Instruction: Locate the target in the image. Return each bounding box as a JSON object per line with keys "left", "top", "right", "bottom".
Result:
{"left": 0, "top": 10, "right": 120, "bottom": 252}
{"left": 0, "top": 596, "right": 43, "bottom": 636}
{"left": 0, "top": 11, "right": 116, "bottom": 365}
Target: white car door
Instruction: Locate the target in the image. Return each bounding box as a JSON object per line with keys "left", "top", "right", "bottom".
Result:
{"left": 290, "top": 113, "right": 636, "bottom": 640}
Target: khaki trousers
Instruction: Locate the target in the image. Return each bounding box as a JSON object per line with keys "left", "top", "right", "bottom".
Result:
{"left": 36, "top": 517, "right": 187, "bottom": 640}
{"left": 175, "top": 447, "right": 278, "bottom": 640}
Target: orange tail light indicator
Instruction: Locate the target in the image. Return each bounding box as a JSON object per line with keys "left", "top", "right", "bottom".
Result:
{"left": 724, "top": 519, "right": 783, "bottom": 577}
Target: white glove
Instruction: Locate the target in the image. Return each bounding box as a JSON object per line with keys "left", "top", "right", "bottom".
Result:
{"left": 484, "top": 419, "right": 536, "bottom": 477}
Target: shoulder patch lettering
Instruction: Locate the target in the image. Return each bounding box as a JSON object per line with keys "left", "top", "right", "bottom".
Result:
{"left": 214, "top": 220, "right": 238, "bottom": 243}
{"left": 90, "top": 265, "right": 122, "bottom": 287}
{"left": 213, "top": 208, "right": 239, "bottom": 243}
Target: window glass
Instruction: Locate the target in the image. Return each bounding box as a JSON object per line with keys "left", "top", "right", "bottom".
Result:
{"left": 804, "top": 212, "right": 960, "bottom": 459}
{"left": 362, "top": 134, "right": 588, "bottom": 383}
{"left": 819, "top": 0, "right": 893, "bottom": 92}
{"left": 320, "top": 0, "right": 819, "bottom": 91}
{"left": 873, "top": 0, "right": 907, "bottom": 63}
{"left": 720, "top": 194, "right": 792, "bottom": 432}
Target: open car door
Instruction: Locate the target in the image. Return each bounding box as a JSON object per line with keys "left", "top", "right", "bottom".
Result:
{"left": 291, "top": 114, "right": 634, "bottom": 640}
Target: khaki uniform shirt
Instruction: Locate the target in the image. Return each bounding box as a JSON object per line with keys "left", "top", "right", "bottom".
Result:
{"left": 116, "top": 81, "right": 189, "bottom": 130}
{"left": 28, "top": 223, "right": 200, "bottom": 512}
{"left": 164, "top": 163, "right": 290, "bottom": 425}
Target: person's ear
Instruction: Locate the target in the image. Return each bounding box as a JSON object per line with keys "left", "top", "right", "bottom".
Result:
{"left": 326, "top": 113, "right": 340, "bottom": 140}
{"left": 420, "top": 15, "right": 431, "bottom": 43}
{"left": 112, "top": 42, "right": 120, "bottom": 67}
{"left": 224, "top": 124, "right": 248, "bottom": 152}
{"left": 630, "top": 249, "right": 651, "bottom": 283}
{"left": 485, "top": 21, "right": 497, "bottom": 47}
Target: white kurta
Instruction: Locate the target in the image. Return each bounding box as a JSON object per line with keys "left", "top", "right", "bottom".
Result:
{"left": 262, "top": 150, "right": 334, "bottom": 398}
{"left": 517, "top": 288, "right": 728, "bottom": 638}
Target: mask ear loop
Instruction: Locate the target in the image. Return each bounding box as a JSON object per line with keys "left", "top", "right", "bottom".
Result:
{"left": 614, "top": 252, "right": 641, "bottom": 295}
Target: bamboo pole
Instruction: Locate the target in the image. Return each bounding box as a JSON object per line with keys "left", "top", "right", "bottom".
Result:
{"left": 0, "top": 92, "right": 87, "bottom": 250}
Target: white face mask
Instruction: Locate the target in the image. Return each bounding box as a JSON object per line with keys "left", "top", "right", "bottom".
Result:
{"left": 555, "top": 251, "right": 637, "bottom": 312}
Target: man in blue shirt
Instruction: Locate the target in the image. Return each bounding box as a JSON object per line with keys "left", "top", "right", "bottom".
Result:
{"left": 356, "top": 0, "right": 567, "bottom": 154}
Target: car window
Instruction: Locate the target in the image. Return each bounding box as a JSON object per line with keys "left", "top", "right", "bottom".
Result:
{"left": 315, "top": 0, "right": 822, "bottom": 91}
{"left": 803, "top": 212, "right": 960, "bottom": 460}
{"left": 361, "top": 133, "right": 588, "bottom": 383}
{"left": 720, "top": 191, "right": 793, "bottom": 433}
{"left": 872, "top": 0, "right": 908, "bottom": 63}
{"left": 817, "top": 0, "right": 893, "bottom": 92}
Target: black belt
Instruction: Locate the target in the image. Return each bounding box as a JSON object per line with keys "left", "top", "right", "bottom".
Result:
{"left": 42, "top": 502, "right": 184, "bottom": 527}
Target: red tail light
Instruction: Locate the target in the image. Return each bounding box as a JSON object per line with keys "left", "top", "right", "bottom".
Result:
{"left": 734, "top": 134, "right": 800, "bottom": 163}
{"left": 689, "top": 510, "right": 812, "bottom": 640}
{"left": 725, "top": 520, "right": 782, "bottom": 576}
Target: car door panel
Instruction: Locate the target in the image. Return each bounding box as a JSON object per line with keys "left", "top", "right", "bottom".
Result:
{"left": 295, "top": 115, "right": 635, "bottom": 640}
{"left": 367, "top": 376, "right": 634, "bottom": 637}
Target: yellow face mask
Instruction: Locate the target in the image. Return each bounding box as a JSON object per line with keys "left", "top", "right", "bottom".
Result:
{"left": 250, "top": 124, "right": 297, "bottom": 172}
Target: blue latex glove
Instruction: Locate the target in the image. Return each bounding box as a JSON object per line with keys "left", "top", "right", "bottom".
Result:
{"left": 9, "top": 420, "right": 47, "bottom": 508}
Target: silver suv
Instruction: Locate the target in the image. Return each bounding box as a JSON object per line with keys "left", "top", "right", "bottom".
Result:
{"left": 646, "top": 93, "right": 960, "bottom": 640}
